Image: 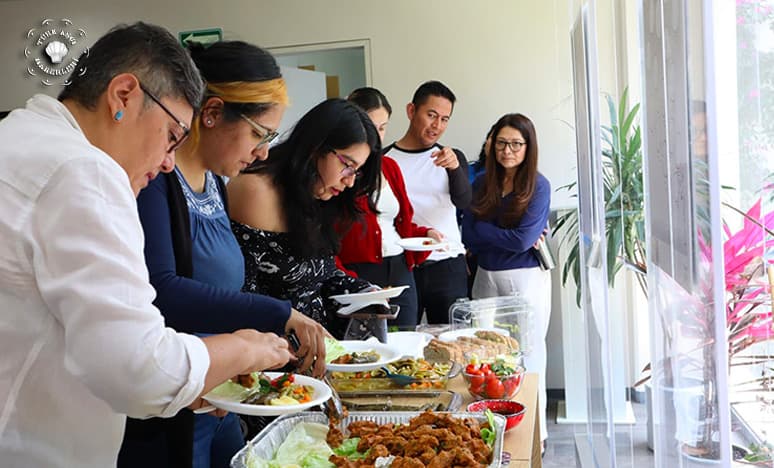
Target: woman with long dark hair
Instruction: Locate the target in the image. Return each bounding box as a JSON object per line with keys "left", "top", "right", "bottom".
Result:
{"left": 461, "top": 112, "right": 551, "bottom": 446}
{"left": 229, "top": 98, "right": 383, "bottom": 339}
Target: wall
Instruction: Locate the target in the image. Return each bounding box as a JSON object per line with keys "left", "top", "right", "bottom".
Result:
{"left": 0, "top": 0, "right": 578, "bottom": 210}
{"left": 0, "top": 0, "right": 580, "bottom": 389}
{"left": 275, "top": 47, "right": 366, "bottom": 99}
{"left": 276, "top": 66, "right": 327, "bottom": 137}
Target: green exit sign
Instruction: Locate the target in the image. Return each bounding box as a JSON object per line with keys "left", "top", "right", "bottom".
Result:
{"left": 179, "top": 28, "right": 222, "bottom": 47}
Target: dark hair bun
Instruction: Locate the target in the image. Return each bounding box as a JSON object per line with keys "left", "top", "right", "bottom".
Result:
{"left": 188, "top": 40, "right": 281, "bottom": 83}
{"left": 186, "top": 41, "right": 207, "bottom": 59}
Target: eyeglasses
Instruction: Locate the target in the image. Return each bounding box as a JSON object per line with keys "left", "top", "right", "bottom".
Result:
{"left": 239, "top": 113, "right": 280, "bottom": 149}
{"left": 139, "top": 83, "right": 190, "bottom": 153}
{"left": 495, "top": 139, "right": 527, "bottom": 152}
{"left": 331, "top": 148, "right": 362, "bottom": 178}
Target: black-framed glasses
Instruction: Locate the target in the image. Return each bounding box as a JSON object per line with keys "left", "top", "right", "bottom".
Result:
{"left": 330, "top": 148, "right": 362, "bottom": 178}
{"left": 239, "top": 113, "right": 280, "bottom": 149}
{"left": 495, "top": 139, "right": 527, "bottom": 152}
{"left": 139, "top": 83, "right": 190, "bottom": 153}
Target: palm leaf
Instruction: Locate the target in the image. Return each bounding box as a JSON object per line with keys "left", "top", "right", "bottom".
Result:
{"left": 553, "top": 86, "right": 648, "bottom": 305}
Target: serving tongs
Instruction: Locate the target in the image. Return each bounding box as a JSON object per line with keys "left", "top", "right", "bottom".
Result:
{"left": 321, "top": 374, "right": 347, "bottom": 434}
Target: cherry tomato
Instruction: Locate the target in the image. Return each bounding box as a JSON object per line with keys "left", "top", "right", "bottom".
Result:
{"left": 470, "top": 373, "right": 485, "bottom": 388}
{"left": 503, "top": 377, "right": 517, "bottom": 396}
{"left": 480, "top": 363, "right": 491, "bottom": 373}
{"left": 485, "top": 375, "right": 505, "bottom": 399}
{"left": 271, "top": 373, "right": 292, "bottom": 388}
{"left": 465, "top": 364, "right": 479, "bottom": 374}
{"left": 469, "top": 383, "right": 484, "bottom": 396}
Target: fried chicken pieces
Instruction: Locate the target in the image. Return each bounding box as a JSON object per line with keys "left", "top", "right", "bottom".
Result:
{"left": 328, "top": 411, "right": 493, "bottom": 468}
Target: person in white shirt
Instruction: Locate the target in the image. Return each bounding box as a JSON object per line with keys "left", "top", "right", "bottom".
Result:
{"left": 385, "top": 81, "right": 472, "bottom": 324}
{"left": 0, "top": 22, "right": 296, "bottom": 468}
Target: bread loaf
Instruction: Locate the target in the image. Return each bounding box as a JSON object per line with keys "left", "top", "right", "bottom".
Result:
{"left": 474, "top": 330, "right": 520, "bottom": 351}
{"left": 423, "top": 339, "right": 463, "bottom": 362}
{"left": 423, "top": 330, "right": 520, "bottom": 363}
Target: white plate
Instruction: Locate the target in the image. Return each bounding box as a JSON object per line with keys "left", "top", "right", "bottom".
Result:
{"left": 335, "top": 299, "right": 391, "bottom": 317}
{"left": 325, "top": 340, "right": 402, "bottom": 372}
{"left": 384, "top": 331, "right": 434, "bottom": 358}
{"left": 396, "top": 237, "right": 449, "bottom": 251}
{"left": 203, "top": 372, "right": 331, "bottom": 416}
{"left": 437, "top": 327, "right": 510, "bottom": 342}
{"left": 329, "top": 285, "right": 409, "bottom": 304}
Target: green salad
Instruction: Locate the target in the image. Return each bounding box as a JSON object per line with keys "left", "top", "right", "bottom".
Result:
{"left": 324, "top": 337, "right": 347, "bottom": 364}
{"left": 244, "top": 422, "right": 365, "bottom": 468}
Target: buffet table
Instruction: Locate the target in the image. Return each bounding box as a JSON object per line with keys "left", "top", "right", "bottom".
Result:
{"left": 449, "top": 372, "right": 542, "bottom": 468}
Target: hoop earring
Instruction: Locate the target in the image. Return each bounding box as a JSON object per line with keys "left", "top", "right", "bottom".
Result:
{"left": 114, "top": 110, "right": 123, "bottom": 121}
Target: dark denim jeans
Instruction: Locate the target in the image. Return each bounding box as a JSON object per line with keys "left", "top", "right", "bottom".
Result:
{"left": 192, "top": 412, "right": 244, "bottom": 468}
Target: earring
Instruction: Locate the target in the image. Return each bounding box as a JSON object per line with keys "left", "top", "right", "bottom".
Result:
{"left": 206, "top": 119, "right": 213, "bottom": 125}
{"left": 114, "top": 110, "right": 123, "bottom": 121}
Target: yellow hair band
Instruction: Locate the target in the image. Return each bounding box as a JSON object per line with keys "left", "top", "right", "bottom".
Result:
{"left": 184, "top": 78, "right": 288, "bottom": 151}
{"left": 206, "top": 78, "right": 289, "bottom": 105}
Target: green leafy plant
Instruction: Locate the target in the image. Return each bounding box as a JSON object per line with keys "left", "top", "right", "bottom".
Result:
{"left": 685, "top": 197, "right": 774, "bottom": 460}
{"left": 742, "top": 441, "right": 774, "bottom": 465}
{"left": 554, "top": 87, "right": 647, "bottom": 304}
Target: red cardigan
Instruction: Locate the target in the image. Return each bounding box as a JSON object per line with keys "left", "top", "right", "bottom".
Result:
{"left": 337, "top": 157, "right": 431, "bottom": 275}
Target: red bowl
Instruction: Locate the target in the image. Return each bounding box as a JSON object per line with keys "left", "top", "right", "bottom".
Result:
{"left": 467, "top": 400, "right": 526, "bottom": 431}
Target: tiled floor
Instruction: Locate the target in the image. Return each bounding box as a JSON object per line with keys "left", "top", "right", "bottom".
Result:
{"left": 541, "top": 397, "right": 655, "bottom": 467}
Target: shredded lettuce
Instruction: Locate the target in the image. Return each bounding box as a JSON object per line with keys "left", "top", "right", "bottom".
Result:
{"left": 299, "top": 452, "right": 335, "bottom": 468}
{"left": 244, "top": 422, "right": 335, "bottom": 468}
{"left": 324, "top": 337, "right": 347, "bottom": 364}
{"left": 243, "top": 430, "right": 368, "bottom": 467}
{"left": 208, "top": 379, "right": 253, "bottom": 400}
{"left": 333, "top": 437, "right": 367, "bottom": 460}
{"left": 274, "top": 423, "right": 333, "bottom": 466}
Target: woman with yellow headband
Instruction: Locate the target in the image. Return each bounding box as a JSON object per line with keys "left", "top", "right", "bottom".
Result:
{"left": 118, "top": 41, "right": 329, "bottom": 468}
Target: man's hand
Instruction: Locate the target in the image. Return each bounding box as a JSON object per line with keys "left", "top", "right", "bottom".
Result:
{"left": 430, "top": 147, "right": 460, "bottom": 170}
{"left": 426, "top": 229, "right": 449, "bottom": 251}
{"left": 427, "top": 229, "right": 445, "bottom": 243}
{"left": 285, "top": 309, "right": 331, "bottom": 377}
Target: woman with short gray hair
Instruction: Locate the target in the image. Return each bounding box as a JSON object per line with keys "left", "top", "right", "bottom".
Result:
{"left": 0, "top": 22, "right": 294, "bottom": 468}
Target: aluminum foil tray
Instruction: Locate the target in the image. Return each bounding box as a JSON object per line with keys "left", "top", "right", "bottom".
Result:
{"left": 231, "top": 410, "right": 506, "bottom": 467}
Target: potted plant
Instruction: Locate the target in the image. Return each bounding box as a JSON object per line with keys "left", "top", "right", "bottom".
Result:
{"left": 644, "top": 196, "right": 774, "bottom": 461}
{"left": 723, "top": 198, "right": 774, "bottom": 463}
{"left": 554, "top": 87, "right": 647, "bottom": 303}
